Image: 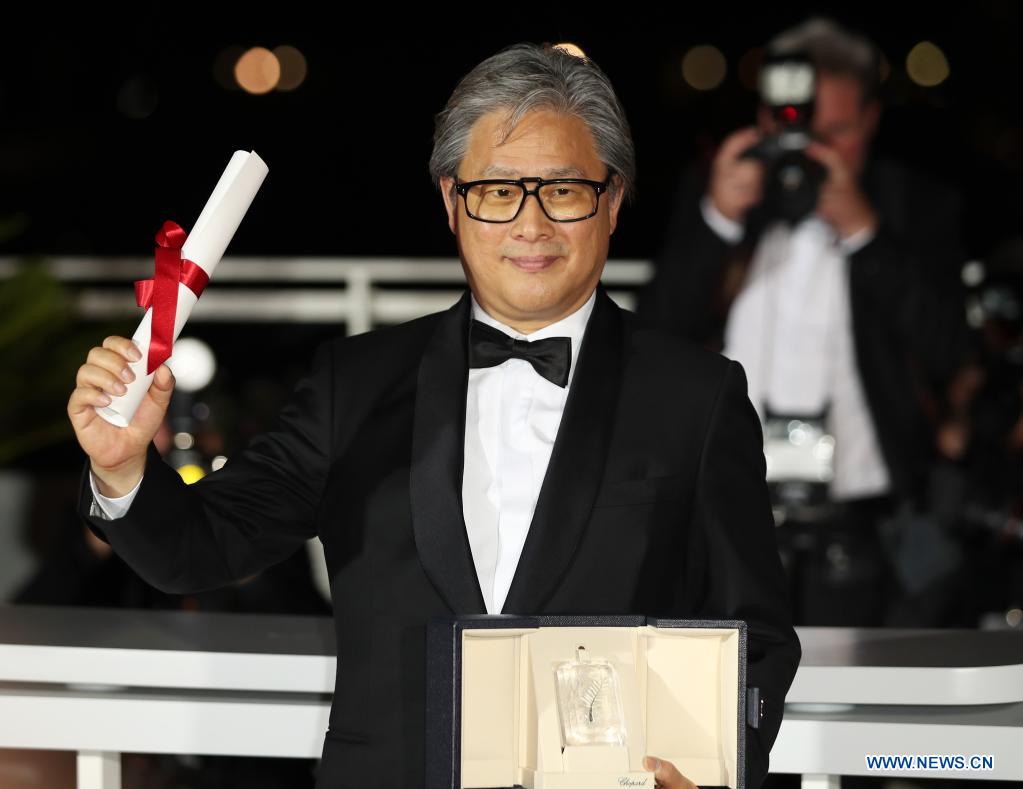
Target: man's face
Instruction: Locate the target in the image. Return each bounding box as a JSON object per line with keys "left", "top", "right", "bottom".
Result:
{"left": 759, "top": 71, "right": 881, "bottom": 176}
{"left": 440, "top": 108, "right": 624, "bottom": 333}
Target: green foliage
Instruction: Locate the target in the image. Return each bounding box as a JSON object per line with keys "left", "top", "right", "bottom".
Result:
{"left": 0, "top": 259, "right": 129, "bottom": 465}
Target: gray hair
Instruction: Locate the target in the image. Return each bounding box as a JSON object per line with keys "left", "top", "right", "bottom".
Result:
{"left": 767, "top": 17, "right": 882, "bottom": 105}
{"left": 429, "top": 42, "right": 636, "bottom": 203}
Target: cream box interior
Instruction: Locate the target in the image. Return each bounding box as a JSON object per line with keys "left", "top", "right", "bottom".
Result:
{"left": 460, "top": 625, "right": 742, "bottom": 789}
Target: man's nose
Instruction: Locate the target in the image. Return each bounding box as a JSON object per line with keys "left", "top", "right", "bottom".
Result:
{"left": 510, "top": 190, "right": 555, "bottom": 240}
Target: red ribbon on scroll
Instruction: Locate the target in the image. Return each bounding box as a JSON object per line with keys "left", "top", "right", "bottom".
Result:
{"left": 134, "top": 220, "right": 210, "bottom": 375}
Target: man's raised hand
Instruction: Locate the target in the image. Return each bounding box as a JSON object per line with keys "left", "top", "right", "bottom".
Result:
{"left": 67, "top": 336, "right": 175, "bottom": 497}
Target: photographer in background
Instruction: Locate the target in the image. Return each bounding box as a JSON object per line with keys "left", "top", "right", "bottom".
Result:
{"left": 638, "top": 17, "right": 968, "bottom": 626}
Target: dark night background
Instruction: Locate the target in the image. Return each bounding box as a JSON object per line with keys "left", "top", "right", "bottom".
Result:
{"left": 3, "top": 4, "right": 1021, "bottom": 263}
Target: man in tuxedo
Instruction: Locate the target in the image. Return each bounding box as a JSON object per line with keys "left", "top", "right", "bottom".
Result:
{"left": 68, "top": 43, "right": 800, "bottom": 788}
{"left": 638, "top": 19, "right": 967, "bottom": 625}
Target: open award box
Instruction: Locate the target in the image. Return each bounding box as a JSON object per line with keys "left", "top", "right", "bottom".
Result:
{"left": 427, "top": 615, "right": 753, "bottom": 789}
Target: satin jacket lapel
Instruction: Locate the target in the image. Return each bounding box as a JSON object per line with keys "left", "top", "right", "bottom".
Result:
{"left": 410, "top": 290, "right": 488, "bottom": 615}
{"left": 500, "top": 286, "right": 625, "bottom": 614}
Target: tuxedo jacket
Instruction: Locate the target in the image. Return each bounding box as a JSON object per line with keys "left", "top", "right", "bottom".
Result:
{"left": 79, "top": 286, "right": 801, "bottom": 788}
{"left": 637, "top": 156, "right": 968, "bottom": 500}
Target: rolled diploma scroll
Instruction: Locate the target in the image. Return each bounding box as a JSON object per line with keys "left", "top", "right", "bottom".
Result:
{"left": 95, "top": 150, "right": 269, "bottom": 427}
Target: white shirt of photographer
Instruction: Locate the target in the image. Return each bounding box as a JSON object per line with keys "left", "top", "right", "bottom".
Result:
{"left": 701, "top": 196, "right": 890, "bottom": 499}
{"left": 89, "top": 289, "right": 596, "bottom": 616}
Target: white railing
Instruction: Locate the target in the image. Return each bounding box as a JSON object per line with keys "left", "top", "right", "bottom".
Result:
{"left": 0, "top": 257, "right": 654, "bottom": 333}
{"left": 0, "top": 606, "right": 334, "bottom": 789}
{"left": 2, "top": 607, "right": 1022, "bottom": 789}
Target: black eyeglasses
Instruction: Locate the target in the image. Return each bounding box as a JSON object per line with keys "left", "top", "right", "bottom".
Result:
{"left": 454, "top": 174, "right": 612, "bottom": 223}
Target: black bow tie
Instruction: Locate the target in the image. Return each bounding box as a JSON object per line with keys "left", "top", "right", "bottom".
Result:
{"left": 468, "top": 319, "right": 572, "bottom": 388}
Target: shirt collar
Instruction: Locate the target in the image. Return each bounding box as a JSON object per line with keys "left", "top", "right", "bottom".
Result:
{"left": 469, "top": 288, "right": 597, "bottom": 388}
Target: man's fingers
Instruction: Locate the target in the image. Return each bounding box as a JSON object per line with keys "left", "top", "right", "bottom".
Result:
{"left": 67, "top": 384, "right": 112, "bottom": 435}
{"left": 102, "top": 336, "right": 143, "bottom": 364}
{"left": 87, "top": 346, "right": 138, "bottom": 380}
{"left": 80, "top": 343, "right": 140, "bottom": 398}
{"left": 643, "top": 755, "right": 696, "bottom": 789}
{"left": 76, "top": 363, "right": 129, "bottom": 396}
{"left": 68, "top": 385, "right": 112, "bottom": 418}
{"left": 719, "top": 126, "right": 761, "bottom": 161}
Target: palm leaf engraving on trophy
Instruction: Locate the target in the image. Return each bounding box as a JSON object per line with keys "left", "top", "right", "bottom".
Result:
{"left": 554, "top": 645, "right": 628, "bottom": 747}
{"left": 579, "top": 673, "right": 607, "bottom": 723}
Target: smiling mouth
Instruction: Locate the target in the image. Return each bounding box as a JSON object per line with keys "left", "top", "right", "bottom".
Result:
{"left": 505, "top": 255, "right": 560, "bottom": 272}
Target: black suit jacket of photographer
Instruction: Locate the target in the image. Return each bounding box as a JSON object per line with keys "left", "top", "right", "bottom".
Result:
{"left": 637, "top": 156, "right": 968, "bottom": 501}
{"left": 79, "top": 286, "right": 800, "bottom": 788}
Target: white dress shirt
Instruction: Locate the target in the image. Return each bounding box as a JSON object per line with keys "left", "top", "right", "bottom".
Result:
{"left": 89, "top": 468, "right": 141, "bottom": 519}
{"left": 463, "top": 290, "right": 594, "bottom": 614}
{"left": 90, "top": 290, "right": 597, "bottom": 613}
{"left": 701, "top": 196, "right": 890, "bottom": 500}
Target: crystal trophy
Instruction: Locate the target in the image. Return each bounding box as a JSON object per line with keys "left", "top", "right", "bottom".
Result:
{"left": 554, "top": 645, "right": 628, "bottom": 748}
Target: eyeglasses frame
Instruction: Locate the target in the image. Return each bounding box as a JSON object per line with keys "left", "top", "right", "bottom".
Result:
{"left": 453, "top": 174, "right": 613, "bottom": 223}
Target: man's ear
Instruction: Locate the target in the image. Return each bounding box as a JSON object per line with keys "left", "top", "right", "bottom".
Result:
{"left": 608, "top": 174, "right": 626, "bottom": 235}
{"left": 439, "top": 176, "right": 458, "bottom": 235}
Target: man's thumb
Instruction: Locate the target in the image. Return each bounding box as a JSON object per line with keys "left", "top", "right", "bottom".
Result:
{"left": 150, "top": 365, "right": 176, "bottom": 400}
{"left": 130, "top": 364, "right": 175, "bottom": 437}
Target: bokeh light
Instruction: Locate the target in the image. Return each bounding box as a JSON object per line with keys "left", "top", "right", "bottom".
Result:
{"left": 273, "top": 45, "right": 307, "bottom": 91}
{"left": 235, "top": 47, "right": 281, "bottom": 94}
{"left": 682, "top": 45, "right": 727, "bottom": 91}
{"left": 906, "top": 41, "right": 950, "bottom": 87}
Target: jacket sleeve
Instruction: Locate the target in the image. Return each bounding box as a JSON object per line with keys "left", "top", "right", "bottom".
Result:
{"left": 635, "top": 162, "right": 741, "bottom": 345}
{"left": 848, "top": 191, "right": 968, "bottom": 389}
{"left": 77, "top": 341, "right": 335, "bottom": 595}
{"left": 684, "top": 359, "right": 802, "bottom": 789}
